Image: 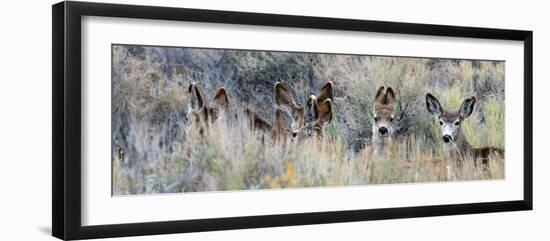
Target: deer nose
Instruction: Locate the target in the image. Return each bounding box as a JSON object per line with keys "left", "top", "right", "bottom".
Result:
{"left": 442, "top": 135, "right": 452, "bottom": 143}
{"left": 378, "top": 127, "right": 388, "bottom": 135}
{"left": 292, "top": 132, "right": 298, "bottom": 138}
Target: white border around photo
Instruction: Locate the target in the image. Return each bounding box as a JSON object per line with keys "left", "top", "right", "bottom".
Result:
{"left": 81, "top": 16, "right": 524, "bottom": 226}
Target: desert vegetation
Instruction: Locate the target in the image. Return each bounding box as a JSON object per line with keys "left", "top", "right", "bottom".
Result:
{"left": 112, "top": 44, "right": 505, "bottom": 195}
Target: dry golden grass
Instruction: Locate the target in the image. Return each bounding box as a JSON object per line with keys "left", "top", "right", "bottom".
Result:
{"left": 113, "top": 115, "right": 503, "bottom": 194}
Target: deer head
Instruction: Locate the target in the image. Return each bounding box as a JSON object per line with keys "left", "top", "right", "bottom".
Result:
{"left": 274, "top": 81, "right": 333, "bottom": 140}
{"left": 425, "top": 93, "right": 476, "bottom": 146}
{"left": 372, "top": 86, "right": 396, "bottom": 144}
{"left": 186, "top": 82, "right": 229, "bottom": 134}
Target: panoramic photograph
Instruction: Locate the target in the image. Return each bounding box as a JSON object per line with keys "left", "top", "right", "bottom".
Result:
{"left": 111, "top": 44, "right": 505, "bottom": 195}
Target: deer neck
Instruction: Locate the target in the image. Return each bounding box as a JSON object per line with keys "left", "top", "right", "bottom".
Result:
{"left": 446, "top": 127, "right": 472, "bottom": 158}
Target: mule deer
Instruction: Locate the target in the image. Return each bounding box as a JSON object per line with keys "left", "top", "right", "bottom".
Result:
{"left": 372, "top": 86, "right": 397, "bottom": 157}
{"left": 425, "top": 93, "right": 504, "bottom": 169}
{"left": 186, "top": 82, "right": 229, "bottom": 135}
{"left": 273, "top": 81, "right": 333, "bottom": 140}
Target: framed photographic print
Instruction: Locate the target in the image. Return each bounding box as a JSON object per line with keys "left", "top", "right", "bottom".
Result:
{"left": 52, "top": 1, "right": 533, "bottom": 240}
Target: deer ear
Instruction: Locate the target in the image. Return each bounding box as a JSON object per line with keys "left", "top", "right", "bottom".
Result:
{"left": 212, "top": 87, "right": 229, "bottom": 112}
{"left": 187, "top": 82, "right": 204, "bottom": 112}
{"left": 315, "top": 99, "right": 333, "bottom": 124}
{"left": 274, "top": 81, "right": 299, "bottom": 110}
{"left": 425, "top": 93, "right": 442, "bottom": 116}
{"left": 385, "top": 87, "right": 396, "bottom": 108}
{"left": 459, "top": 96, "right": 476, "bottom": 118}
{"left": 374, "top": 86, "right": 386, "bottom": 104}
{"left": 305, "top": 95, "right": 317, "bottom": 123}
{"left": 316, "top": 81, "right": 333, "bottom": 103}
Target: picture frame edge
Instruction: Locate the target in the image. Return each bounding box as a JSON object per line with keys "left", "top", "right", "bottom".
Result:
{"left": 52, "top": 1, "right": 534, "bottom": 240}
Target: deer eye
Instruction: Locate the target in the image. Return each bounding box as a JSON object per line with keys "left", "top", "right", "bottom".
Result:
{"left": 390, "top": 117, "right": 394, "bottom": 122}
{"left": 439, "top": 120, "right": 444, "bottom": 126}
{"left": 454, "top": 121, "right": 460, "bottom": 126}
{"left": 374, "top": 117, "right": 378, "bottom": 122}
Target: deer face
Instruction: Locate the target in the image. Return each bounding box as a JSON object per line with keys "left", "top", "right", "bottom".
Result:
{"left": 274, "top": 81, "right": 333, "bottom": 140}
{"left": 289, "top": 107, "right": 306, "bottom": 138}
{"left": 426, "top": 93, "right": 476, "bottom": 144}
{"left": 373, "top": 86, "right": 396, "bottom": 142}
{"left": 186, "top": 82, "right": 229, "bottom": 134}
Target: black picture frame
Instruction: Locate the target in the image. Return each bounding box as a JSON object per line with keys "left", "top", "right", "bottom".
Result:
{"left": 52, "top": 1, "right": 533, "bottom": 240}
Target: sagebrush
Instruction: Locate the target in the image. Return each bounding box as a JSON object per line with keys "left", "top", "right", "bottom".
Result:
{"left": 112, "top": 45, "right": 505, "bottom": 195}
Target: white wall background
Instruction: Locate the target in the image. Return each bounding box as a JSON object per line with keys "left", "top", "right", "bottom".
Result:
{"left": 0, "top": 0, "right": 546, "bottom": 240}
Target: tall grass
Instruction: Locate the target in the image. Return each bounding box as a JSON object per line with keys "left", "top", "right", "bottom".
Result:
{"left": 113, "top": 116, "right": 502, "bottom": 194}
{"left": 112, "top": 45, "right": 505, "bottom": 195}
